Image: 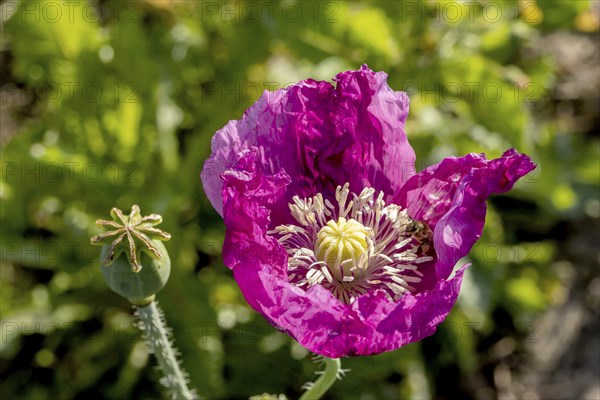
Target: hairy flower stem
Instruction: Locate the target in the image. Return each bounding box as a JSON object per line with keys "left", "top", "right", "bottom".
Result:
{"left": 135, "top": 301, "right": 197, "bottom": 400}
{"left": 299, "top": 357, "right": 342, "bottom": 400}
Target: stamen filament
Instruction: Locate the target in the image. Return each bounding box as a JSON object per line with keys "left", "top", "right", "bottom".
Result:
{"left": 273, "top": 183, "right": 435, "bottom": 304}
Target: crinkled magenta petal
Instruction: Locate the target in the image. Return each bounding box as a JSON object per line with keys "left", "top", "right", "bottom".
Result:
{"left": 372, "top": 264, "right": 467, "bottom": 353}
{"left": 394, "top": 149, "right": 536, "bottom": 290}
{"left": 203, "top": 65, "right": 415, "bottom": 218}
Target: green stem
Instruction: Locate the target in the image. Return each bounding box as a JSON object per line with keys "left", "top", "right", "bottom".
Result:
{"left": 135, "top": 301, "right": 197, "bottom": 400}
{"left": 299, "top": 357, "right": 342, "bottom": 400}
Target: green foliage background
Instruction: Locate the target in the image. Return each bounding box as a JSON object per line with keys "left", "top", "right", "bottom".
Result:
{"left": 1, "top": 1, "right": 598, "bottom": 399}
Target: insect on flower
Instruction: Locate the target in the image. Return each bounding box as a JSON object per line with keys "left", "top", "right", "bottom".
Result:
{"left": 201, "top": 65, "right": 536, "bottom": 358}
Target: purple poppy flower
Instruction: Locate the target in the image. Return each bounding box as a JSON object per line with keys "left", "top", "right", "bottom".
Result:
{"left": 201, "top": 65, "right": 535, "bottom": 358}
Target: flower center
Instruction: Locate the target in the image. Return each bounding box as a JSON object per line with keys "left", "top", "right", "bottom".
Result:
{"left": 315, "top": 217, "right": 370, "bottom": 279}
{"left": 270, "top": 183, "right": 435, "bottom": 304}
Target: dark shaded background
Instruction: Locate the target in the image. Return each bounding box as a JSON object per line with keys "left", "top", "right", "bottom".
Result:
{"left": 1, "top": 1, "right": 599, "bottom": 399}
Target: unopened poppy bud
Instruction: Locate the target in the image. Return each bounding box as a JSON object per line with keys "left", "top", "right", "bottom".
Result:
{"left": 91, "top": 205, "right": 171, "bottom": 306}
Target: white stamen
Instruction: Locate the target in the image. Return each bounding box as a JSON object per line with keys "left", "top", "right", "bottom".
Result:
{"left": 273, "top": 183, "right": 435, "bottom": 304}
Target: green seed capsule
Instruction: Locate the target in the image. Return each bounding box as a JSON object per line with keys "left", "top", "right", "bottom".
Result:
{"left": 91, "top": 205, "right": 172, "bottom": 306}
{"left": 100, "top": 240, "right": 171, "bottom": 306}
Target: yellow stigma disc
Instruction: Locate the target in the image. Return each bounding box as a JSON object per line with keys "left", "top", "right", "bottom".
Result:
{"left": 315, "top": 217, "right": 370, "bottom": 275}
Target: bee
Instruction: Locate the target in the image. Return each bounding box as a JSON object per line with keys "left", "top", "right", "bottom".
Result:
{"left": 405, "top": 219, "right": 434, "bottom": 256}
